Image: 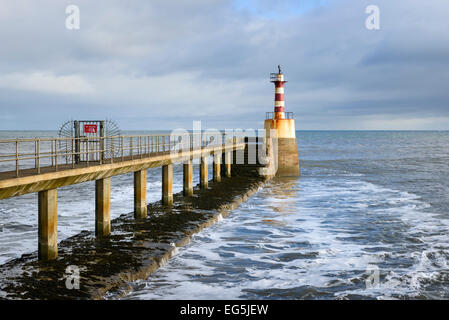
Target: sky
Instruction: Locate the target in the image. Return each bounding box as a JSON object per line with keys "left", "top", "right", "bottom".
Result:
{"left": 0, "top": 0, "right": 448, "bottom": 130}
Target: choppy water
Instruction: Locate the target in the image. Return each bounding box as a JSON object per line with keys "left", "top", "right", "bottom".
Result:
{"left": 1, "top": 131, "right": 449, "bottom": 299}
{"left": 124, "top": 131, "right": 449, "bottom": 300}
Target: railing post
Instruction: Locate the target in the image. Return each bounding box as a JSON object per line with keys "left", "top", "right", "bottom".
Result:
{"left": 86, "top": 137, "right": 90, "bottom": 166}
{"left": 100, "top": 121, "right": 105, "bottom": 163}
{"left": 37, "top": 139, "right": 40, "bottom": 174}
{"left": 111, "top": 138, "right": 114, "bottom": 164}
{"left": 15, "top": 139, "right": 19, "bottom": 177}
{"left": 34, "top": 140, "right": 37, "bottom": 172}
{"left": 139, "top": 136, "right": 142, "bottom": 158}
{"left": 55, "top": 140, "right": 58, "bottom": 171}
{"left": 74, "top": 121, "right": 80, "bottom": 164}
{"left": 99, "top": 136, "right": 103, "bottom": 165}
{"left": 121, "top": 136, "right": 124, "bottom": 161}
{"left": 51, "top": 139, "right": 54, "bottom": 167}
{"left": 71, "top": 138, "right": 75, "bottom": 168}
{"left": 147, "top": 136, "right": 149, "bottom": 156}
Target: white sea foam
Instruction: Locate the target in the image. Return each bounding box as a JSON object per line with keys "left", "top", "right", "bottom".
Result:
{"left": 1, "top": 138, "right": 448, "bottom": 299}
{"left": 121, "top": 175, "right": 449, "bottom": 300}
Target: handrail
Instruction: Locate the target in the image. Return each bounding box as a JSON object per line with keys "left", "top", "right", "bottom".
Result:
{"left": 0, "top": 132, "right": 204, "bottom": 143}
{"left": 0, "top": 132, "right": 246, "bottom": 178}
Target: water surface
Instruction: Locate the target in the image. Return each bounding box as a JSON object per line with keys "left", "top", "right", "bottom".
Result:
{"left": 124, "top": 131, "right": 449, "bottom": 299}
{"left": 1, "top": 131, "right": 449, "bottom": 299}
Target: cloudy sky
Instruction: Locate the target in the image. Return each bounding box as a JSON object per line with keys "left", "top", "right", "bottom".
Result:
{"left": 0, "top": 0, "right": 448, "bottom": 130}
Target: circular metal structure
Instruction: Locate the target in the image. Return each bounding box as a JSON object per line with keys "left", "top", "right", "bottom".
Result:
{"left": 58, "top": 120, "right": 122, "bottom": 162}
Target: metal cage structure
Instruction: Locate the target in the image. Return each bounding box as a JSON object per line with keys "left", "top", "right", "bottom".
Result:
{"left": 58, "top": 120, "right": 121, "bottom": 164}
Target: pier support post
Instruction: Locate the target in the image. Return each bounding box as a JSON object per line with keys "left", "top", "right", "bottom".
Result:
{"left": 162, "top": 164, "right": 173, "bottom": 205}
{"left": 200, "top": 156, "right": 208, "bottom": 189}
{"left": 134, "top": 170, "right": 147, "bottom": 219}
{"left": 213, "top": 154, "right": 221, "bottom": 182}
{"left": 38, "top": 189, "right": 58, "bottom": 261}
{"left": 95, "top": 178, "right": 111, "bottom": 237}
{"left": 183, "top": 160, "right": 193, "bottom": 196}
{"left": 225, "top": 152, "right": 231, "bottom": 178}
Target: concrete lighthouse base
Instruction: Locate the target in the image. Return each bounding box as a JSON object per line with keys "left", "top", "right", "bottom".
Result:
{"left": 264, "top": 118, "right": 300, "bottom": 177}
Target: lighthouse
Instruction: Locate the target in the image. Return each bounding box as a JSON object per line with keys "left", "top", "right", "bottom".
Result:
{"left": 264, "top": 65, "right": 300, "bottom": 176}
{"left": 273, "top": 64, "right": 286, "bottom": 119}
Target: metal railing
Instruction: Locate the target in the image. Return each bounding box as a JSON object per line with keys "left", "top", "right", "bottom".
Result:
{"left": 265, "top": 112, "right": 294, "bottom": 119}
{"left": 0, "top": 133, "right": 245, "bottom": 178}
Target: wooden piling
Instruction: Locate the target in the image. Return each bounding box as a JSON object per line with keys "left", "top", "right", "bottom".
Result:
{"left": 213, "top": 154, "right": 221, "bottom": 182}
{"left": 162, "top": 164, "right": 173, "bottom": 205}
{"left": 95, "top": 178, "right": 111, "bottom": 237}
{"left": 200, "top": 156, "right": 208, "bottom": 189}
{"left": 183, "top": 160, "right": 193, "bottom": 196}
{"left": 134, "top": 170, "right": 147, "bottom": 219}
{"left": 225, "top": 151, "right": 231, "bottom": 177}
{"left": 38, "top": 189, "right": 58, "bottom": 261}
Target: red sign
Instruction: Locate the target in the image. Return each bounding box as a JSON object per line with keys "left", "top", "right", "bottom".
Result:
{"left": 84, "top": 124, "right": 98, "bottom": 133}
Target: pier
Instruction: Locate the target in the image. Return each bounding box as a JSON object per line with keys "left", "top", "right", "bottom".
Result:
{"left": 0, "top": 66, "right": 298, "bottom": 264}
{"left": 0, "top": 132, "right": 268, "bottom": 261}
{"left": 0, "top": 66, "right": 300, "bottom": 299}
{"left": 0, "top": 162, "right": 269, "bottom": 299}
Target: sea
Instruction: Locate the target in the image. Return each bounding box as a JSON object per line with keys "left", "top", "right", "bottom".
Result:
{"left": 0, "top": 130, "right": 448, "bottom": 299}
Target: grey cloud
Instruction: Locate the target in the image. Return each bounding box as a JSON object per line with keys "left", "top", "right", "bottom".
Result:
{"left": 0, "top": 0, "right": 448, "bottom": 130}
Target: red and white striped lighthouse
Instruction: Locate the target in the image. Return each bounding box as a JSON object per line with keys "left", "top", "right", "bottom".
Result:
{"left": 271, "top": 64, "right": 286, "bottom": 120}
{"left": 264, "top": 65, "right": 300, "bottom": 176}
